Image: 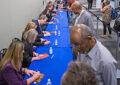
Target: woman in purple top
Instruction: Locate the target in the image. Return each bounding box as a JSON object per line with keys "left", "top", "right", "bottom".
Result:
{"left": 0, "top": 40, "right": 40, "bottom": 85}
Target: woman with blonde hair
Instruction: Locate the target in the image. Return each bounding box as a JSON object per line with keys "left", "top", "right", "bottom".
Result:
{"left": 100, "top": 0, "right": 112, "bottom": 38}
{"left": 22, "top": 22, "right": 50, "bottom": 46}
{"left": 22, "top": 22, "right": 37, "bottom": 36}
{"left": 0, "top": 40, "right": 40, "bottom": 85}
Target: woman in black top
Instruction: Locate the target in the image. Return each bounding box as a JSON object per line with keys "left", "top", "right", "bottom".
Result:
{"left": 22, "top": 29, "right": 43, "bottom": 67}
{"left": 22, "top": 22, "right": 50, "bottom": 46}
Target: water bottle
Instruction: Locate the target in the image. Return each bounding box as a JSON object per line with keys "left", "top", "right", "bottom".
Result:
{"left": 56, "top": 25, "right": 58, "bottom": 30}
{"left": 47, "top": 78, "right": 52, "bottom": 85}
{"left": 58, "top": 31, "right": 60, "bottom": 36}
{"left": 55, "top": 31, "right": 57, "bottom": 36}
{"left": 57, "top": 20, "right": 59, "bottom": 23}
{"left": 49, "top": 47, "right": 53, "bottom": 54}
{"left": 55, "top": 39, "right": 58, "bottom": 46}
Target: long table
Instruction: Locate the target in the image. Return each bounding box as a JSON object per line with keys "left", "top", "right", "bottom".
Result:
{"left": 25, "top": 10, "right": 73, "bottom": 85}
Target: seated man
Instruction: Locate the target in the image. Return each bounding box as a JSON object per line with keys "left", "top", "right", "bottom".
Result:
{"left": 32, "top": 15, "right": 51, "bottom": 38}
{"left": 70, "top": 24, "right": 117, "bottom": 85}
{"left": 61, "top": 61, "right": 98, "bottom": 85}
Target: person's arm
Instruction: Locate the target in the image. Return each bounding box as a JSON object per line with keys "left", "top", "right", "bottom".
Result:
{"left": 33, "top": 41, "right": 44, "bottom": 46}
{"left": 2, "top": 66, "right": 27, "bottom": 85}
{"left": 21, "top": 68, "right": 41, "bottom": 85}
{"left": 37, "top": 33, "right": 44, "bottom": 38}
{"left": 26, "top": 71, "right": 40, "bottom": 85}
{"left": 22, "top": 68, "right": 36, "bottom": 76}
{"left": 102, "top": 63, "right": 117, "bottom": 85}
{"left": 43, "top": 31, "right": 51, "bottom": 37}
{"left": 100, "top": 3, "right": 107, "bottom": 12}
{"left": 31, "top": 56, "right": 42, "bottom": 61}
{"left": 23, "top": 42, "right": 32, "bottom": 66}
{"left": 44, "top": 41, "right": 51, "bottom": 45}
{"left": 52, "top": 17, "right": 58, "bottom": 21}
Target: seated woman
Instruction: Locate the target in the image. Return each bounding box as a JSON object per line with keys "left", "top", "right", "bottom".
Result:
{"left": 40, "top": 8, "right": 58, "bottom": 24}
{"left": 22, "top": 29, "right": 43, "bottom": 67}
{"left": 0, "top": 40, "right": 40, "bottom": 85}
{"left": 61, "top": 61, "right": 98, "bottom": 85}
{"left": 22, "top": 22, "right": 51, "bottom": 46}
{"left": 56, "top": 0, "right": 63, "bottom": 9}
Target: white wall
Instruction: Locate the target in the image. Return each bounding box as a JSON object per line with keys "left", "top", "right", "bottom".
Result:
{"left": 0, "top": 0, "right": 54, "bottom": 49}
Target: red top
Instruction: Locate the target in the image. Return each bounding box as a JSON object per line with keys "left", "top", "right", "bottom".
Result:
{"left": 67, "top": 0, "right": 72, "bottom": 7}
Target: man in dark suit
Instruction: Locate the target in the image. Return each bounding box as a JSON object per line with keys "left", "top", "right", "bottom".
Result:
{"left": 32, "top": 15, "right": 51, "bottom": 38}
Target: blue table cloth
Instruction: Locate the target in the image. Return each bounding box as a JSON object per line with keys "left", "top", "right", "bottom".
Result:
{"left": 25, "top": 10, "right": 73, "bottom": 85}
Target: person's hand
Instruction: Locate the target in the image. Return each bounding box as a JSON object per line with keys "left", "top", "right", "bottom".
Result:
{"left": 54, "top": 18, "right": 58, "bottom": 21}
{"left": 37, "top": 54, "right": 43, "bottom": 57}
{"left": 44, "top": 41, "right": 51, "bottom": 45}
{"left": 42, "top": 31, "right": 46, "bottom": 34}
{"left": 32, "top": 71, "right": 41, "bottom": 80}
{"left": 52, "top": 14, "right": 57, "bottom": 16}
{"left": 57, "top": 12, "right": 60, "bottom": 14}
{"left": 40, "top": 38, "right": 47, "bottom": 42}
{"left": 49, "top": 22, "right": 55, "bottom": 24}
{"left": 25, "top": 69, "right": 36, "bottom": 76}
{"left": 33, "top": 52, "right": 38, "bottom": 56}
{"left": 54, "top": 14, "right": 57, "bottom": 16}
{"left": 44, "top": 32, "right": 51, "bottom": 37}
{"left": 100, "top": 2, "right": 103, "bottom": 8}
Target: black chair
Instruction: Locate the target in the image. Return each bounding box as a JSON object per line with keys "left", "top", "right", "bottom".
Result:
{"left": 0, "top": 48, "right": 7, "bottom": 61}
{"left": 117, "top": 69, "right": 120, "bottom": 85}
{"left": 12, "top": 37, "right": 20, "bottom": 42}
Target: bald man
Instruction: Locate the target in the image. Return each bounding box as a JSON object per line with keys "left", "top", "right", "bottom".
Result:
{"left": 71, "top": 1, "right": 95, "bottom": 35}
{"left": 70, "top": 24, "right": 117, "bottom": 85}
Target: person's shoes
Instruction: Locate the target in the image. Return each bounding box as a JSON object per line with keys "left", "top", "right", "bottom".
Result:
{"left": 100, "top": 35, "right": 106, "bottom": 39}
{"left": 108, "top": 34, "right": 112, "bottom": 38}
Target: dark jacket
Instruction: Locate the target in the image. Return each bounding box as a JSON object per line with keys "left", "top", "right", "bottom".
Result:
{"left": 33, "top": 38, "right": 44, "bottom": 46}
{"left": 22, "top": 33, "right": 44, "bottom": 46}
{"left": 0, "top": 64, "right": 27, "bottom": 85}
{"left": 32, "top": 20, "right": 44, "bottom": 38}
{"left": 22, "top": 40, "right": 33, "bottom": 67}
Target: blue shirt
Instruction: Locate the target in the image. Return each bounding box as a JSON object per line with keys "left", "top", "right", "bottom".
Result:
{"left": 77, "top": 40, "right": 117, "bottom": 85}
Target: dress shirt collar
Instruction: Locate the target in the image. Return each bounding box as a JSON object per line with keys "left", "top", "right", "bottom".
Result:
{"left": 87, "top": 39, "right": 99, "bottom": 60}
{"left": 38, "top": 20, "right": 41, "bottom": 26}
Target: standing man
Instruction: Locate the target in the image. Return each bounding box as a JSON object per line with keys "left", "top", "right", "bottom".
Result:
{"left": 70, "top": 24, "right": 117, "bottom": 85}
{"left": 71, "top": 1, "right": 95, "bottom": 35}
{"left": 87, "top": 0, "right": 93, "bottom": 9}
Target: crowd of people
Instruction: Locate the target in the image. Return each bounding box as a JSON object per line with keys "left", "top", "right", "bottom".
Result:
{"left": 0, "top": 0, "right": 118, "bottom": 85}
{"left": 0, "top": 1, "right": 59, "bottom": 85}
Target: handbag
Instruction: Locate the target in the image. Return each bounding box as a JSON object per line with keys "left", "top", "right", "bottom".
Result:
{"left": 113, "top": 15, "right": 120, "bottom": 32}
{"left": 102, "top": 5, "right": 112, "bottom": 24}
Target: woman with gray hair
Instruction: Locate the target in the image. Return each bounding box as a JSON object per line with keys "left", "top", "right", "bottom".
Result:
{"left": 22, "top": 29, "right": 42, "bottom": 67}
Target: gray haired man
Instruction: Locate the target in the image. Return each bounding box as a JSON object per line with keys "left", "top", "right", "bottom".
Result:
{"left": 70, "top": 24, "right": 117, "bottom": 85}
